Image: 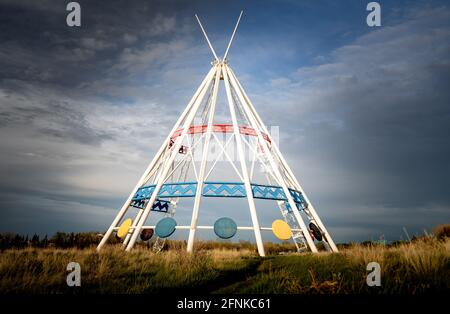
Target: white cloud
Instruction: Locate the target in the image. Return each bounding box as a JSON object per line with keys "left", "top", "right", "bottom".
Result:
{"left": 123, "top": 33, "right": 138, "bottom": 44}
{"left": 114, "top": 39, "right": 190, "bottom": 73}
{"left": 270, "top": 77, "right": 291, "bottom": 87}
{"left": 146, "top": 14, "right": 177, "bottom": 37}
{"left": 81, "top": 37, "right": 116, "bottom": 51}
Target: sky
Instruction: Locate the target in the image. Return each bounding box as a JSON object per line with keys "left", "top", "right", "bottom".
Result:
{"left": 0, "top": 0, "right": 449, "bottom": 243}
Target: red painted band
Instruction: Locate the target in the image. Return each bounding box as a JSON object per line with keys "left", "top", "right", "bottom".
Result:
{"left": 170, "top": 124, "right": 271, "bottom": 143}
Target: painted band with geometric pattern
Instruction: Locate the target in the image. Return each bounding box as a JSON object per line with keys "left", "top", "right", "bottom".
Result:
{"left": 170, "top": 124, "right": 271, "bottom": 143}
{"left": 131, "top": 181, "right": 308, "bottom": 212}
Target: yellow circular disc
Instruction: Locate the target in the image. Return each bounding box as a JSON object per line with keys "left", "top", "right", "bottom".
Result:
{"left": 272, "top": 219, "right": 292, "bottom": 240}
{"left": 117, "top": 218, "right": 132, "bottom": 238}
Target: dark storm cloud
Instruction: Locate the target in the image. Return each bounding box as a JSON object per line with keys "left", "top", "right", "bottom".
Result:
{"left": 1, "top": 0, "right": 202, "bottom": 236}
{"left": 240, "top": 5, "right": 450, "bottom": 240}
{"left": 0, "top": 0, "right": 449, "bottom": 242}
{"left": 284, "top": 7, "right": 450, "bottom": 207}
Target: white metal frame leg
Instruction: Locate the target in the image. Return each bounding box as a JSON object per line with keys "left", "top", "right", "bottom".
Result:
{"left": 226, "top": 64, "right": 317, "bottom": 253}
{"left": 187, "top": 66, "right": 221, "bottom": 253}
{"left": 122, "top": 208, "right": 144, "bottom": 247}
{"left": 125, "top": 66, "right": 218, "bottom": 251}
{"left": 228, "top": 67, "right": 338, "bottom": 252}
{"left": 223, "top": 64, "right": 265, "bottom": 257}
{"left": 97, "top": 67, "right": 216, "bottom": 251}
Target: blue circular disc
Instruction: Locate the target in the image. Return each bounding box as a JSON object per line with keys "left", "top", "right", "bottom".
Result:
{"left": 214, "top": 217, "right": 237, "bottom": 239}
{"left": 155, "top": 217, "right": 177, "bottom": 238}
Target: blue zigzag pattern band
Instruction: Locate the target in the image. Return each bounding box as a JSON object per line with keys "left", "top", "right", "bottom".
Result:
{"left": 130, "top": 199, "right": 170, "bottom": 212}
{"left": 131, "top": 182, "right": 307, "bottom": 210}
{"left": 202, "top": 182, "right": 246, "bottom": 197}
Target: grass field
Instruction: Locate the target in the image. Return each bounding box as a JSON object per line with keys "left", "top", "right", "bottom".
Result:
{"left": 0, "top": 237, "right": 449, "bottom": 294}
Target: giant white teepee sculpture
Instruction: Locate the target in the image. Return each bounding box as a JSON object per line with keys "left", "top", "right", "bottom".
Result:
{"left": 97, "top": 12, "right": 338, "bottom": 256}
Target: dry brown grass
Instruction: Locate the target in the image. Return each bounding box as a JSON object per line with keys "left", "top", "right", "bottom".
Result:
{"left": 433, "top": 224, "right": 450, "bottom": 240}
{"left": 0, "top": 238, "right": 448, "bottom": 294}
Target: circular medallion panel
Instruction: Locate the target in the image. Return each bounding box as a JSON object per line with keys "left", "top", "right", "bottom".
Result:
{"left": 117, "top": 218, "right": 132, "bottom": 238}
{"left": 214, "top": 217, "right": 237, "bottom": 239}
{"left": 155, "top": 217, "right": 177, "bottom": 238}
{"left": 272, "top": 219, "right": 292, "bottom": 240}
{"left": 140, "top": 228, "right": 154, "bottom": 241}
{"left": 309, "top": 222, "right": 323, "bottom": 241}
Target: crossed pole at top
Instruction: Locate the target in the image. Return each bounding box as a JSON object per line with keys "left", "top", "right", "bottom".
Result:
{"left": 195, "top": 10, "right": 244, "bottom": 62}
